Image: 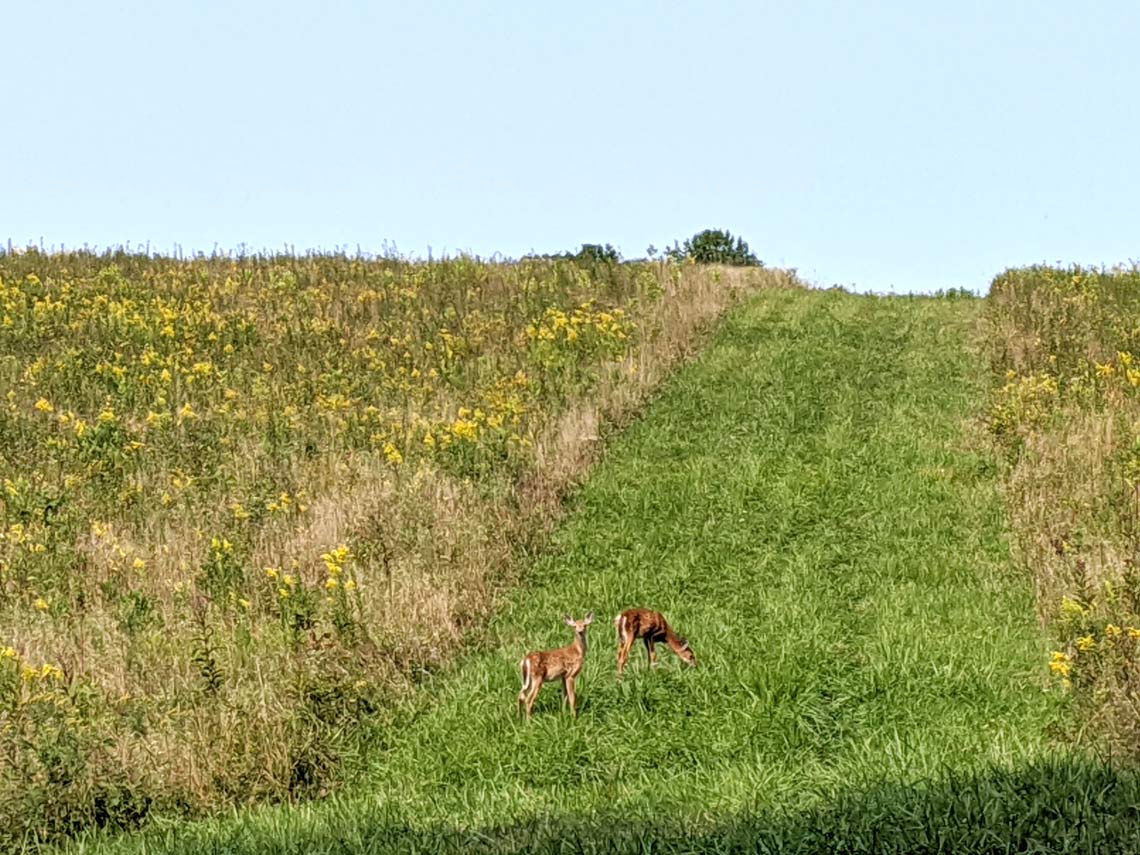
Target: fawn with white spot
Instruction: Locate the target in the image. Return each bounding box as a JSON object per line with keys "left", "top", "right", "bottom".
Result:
{"left": 615, "top": 608, "right": 696, "bottom": 677}
{"left": 518, "top": 612, "right": 594, "bottom": 719}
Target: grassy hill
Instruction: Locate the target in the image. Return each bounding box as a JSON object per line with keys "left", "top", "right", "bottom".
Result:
{"left": 54, "top": 286, "right": 1140, "bottom": 854}
{"left": 0, "top": 251, "right": 791, "bottom": 845}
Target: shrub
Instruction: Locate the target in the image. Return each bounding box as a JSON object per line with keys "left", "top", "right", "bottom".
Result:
{"left": 667, "top": 229, "right": 761, "bottom": 267}
{"left": 575, "top": 243, "right": 621, "bottom": 265}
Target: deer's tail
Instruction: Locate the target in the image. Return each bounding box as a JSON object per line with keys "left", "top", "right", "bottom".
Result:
{"left": 520, "top": 656, "right": 531, "bottom": 691}
{"left": 615, "top": 613, "right": 627, "bottom": 646}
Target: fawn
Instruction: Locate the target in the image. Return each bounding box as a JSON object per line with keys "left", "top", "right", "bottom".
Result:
{"left": 518, "top": 612, "right": 594, "bottom": 719}
{"left": 615, "top": 608, "right": 696, "bottom": 677}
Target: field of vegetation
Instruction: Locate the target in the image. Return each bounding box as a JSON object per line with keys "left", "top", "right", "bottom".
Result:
{"left": 0, "top": 248, "right": 796, "bottom": 847}
{"left": 6, "top": 247, "right": 1140, "bottom": 853}
{"left": 985, "top": 265, "right": 1140, "bottom": 753}
{"left": 44, "top": 286, "right": 1140, "bottom": 854}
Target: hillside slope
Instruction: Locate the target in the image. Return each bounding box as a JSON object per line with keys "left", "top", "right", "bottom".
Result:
{"left": 68, "top": 288, "right": 1140, "bottom": 854}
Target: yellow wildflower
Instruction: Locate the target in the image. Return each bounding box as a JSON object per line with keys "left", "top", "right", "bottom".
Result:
{"left": 34, "top": 398, "right": 53, "bottom": 413}
{"left": 451, "top": 418, "right": 478, "bottom": 441}
{"left": 1060, "top": 597, "right": 1086, "bottom": 620}
{"left": 1129, "top": 627, "right": 1140, "bottom": 640}
{"left": 344, "top": 579, "right": 357, "bottom": 591}
{"left": 325, "top": 577, "right": 339, "bottom": 590}
{"left": 1106, "top": 624, "right": 1122, "bottom": 638}
{"left": 1048, "top": 651, "right": 1071, "bottom": 677}
{"left": 33, "top": 597, "right": 49, "bottom": 612}
{"left": 264, "top": 567, "right": 280, "bottom": 580}
{"left": 323, "top": 545, "right": 352, "bottom": 565}
{"left": 132, "top": 557, "right": 146, "bottom": 571}
{"left": 0, "top": 646, "right": 17, "bottom": 660}
{"left": 1076, "top": 635, "right": 1095, "bottom": 652}
{"left": 383, "top": 442, "right": 403, "bottom": 465}
{"left": 40, "top": 663, "right": 63, "bottom": 681}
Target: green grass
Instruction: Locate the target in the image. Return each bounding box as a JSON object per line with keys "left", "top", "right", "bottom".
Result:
{"left": 58, "top": 288, "right": 1140, "bottom": 854}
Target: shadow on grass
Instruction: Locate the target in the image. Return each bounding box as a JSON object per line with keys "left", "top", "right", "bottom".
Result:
{"left": 80, "top": 755, "right": 1140, "bottom": 855}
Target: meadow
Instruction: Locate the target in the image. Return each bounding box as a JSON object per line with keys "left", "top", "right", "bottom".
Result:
{"left": 6, "top": 252, "right": 1140, "bottom": 853}
{"left": 984, "top": 264, "right": 1140, "bottom": 754}
{"left": 0, "top": 248, "right": 794, "bottom": 846}
{"left": 49, "top": 286, "right": 1140, "bottom": 854}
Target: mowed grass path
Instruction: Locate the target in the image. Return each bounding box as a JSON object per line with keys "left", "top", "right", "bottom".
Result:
{"left": 67, "top": 289, "right": 1140, "bottom": 854}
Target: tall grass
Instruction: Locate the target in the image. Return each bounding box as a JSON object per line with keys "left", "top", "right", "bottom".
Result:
{"left": 984, "top": 264, "right": 1140, "bottom": 752}
{"left": 0, "top": 247, "right": 796, "bottom": 846}
{"left": 55, "top": 287, "right": 1113, "bottom": 855}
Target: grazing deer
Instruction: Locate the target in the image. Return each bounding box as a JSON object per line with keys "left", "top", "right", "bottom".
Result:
{"left": 518, "top": 612, "right": 594, "bottom": 720}
{"left": 615, "top": 608, "right": 696, "bottom": 677}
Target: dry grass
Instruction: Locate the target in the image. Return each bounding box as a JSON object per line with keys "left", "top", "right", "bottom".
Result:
{"left": 0, "top": 248, "right": 798, "bottom": 845}
{"left": 984, "top": 264, "right": 1140, "bottom": 753}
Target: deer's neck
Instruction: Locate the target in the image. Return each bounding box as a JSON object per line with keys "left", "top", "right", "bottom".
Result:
{"left": 574, "top": 631, "right": 588, "bottom": 658}
{"left": 664, "top": 628, "right": 685, "bottom": 651}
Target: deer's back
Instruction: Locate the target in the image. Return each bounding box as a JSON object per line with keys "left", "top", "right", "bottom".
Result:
{"left": 620, "top": 608, "right": 670, "bottom": 641}
{"left": 526, "top": 645, "right": 582, "bottom": 679}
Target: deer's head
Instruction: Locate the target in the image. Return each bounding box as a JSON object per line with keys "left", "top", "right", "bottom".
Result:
{"left": 563, "top": 612, "right": 594, "bottom": 635}
{"left": 675, "top": 637, "right": 697, "bottom": 667}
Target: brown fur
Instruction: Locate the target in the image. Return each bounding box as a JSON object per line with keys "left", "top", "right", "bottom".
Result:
{"left": 614, "top": 608, "right": 696, "bottom": 677}
{"left": 517, "top": 612, "right": 594, "bottom": 719}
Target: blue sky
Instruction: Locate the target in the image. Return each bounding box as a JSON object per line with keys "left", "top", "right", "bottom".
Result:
{"left": 3, "top": 1, "right": 1138, "bottom": 292}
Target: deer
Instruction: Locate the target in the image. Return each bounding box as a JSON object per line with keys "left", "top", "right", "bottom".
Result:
{"left": 517, "top": 612, "right": 594, "bottom": 720}
{"left": 615, "top": 608, "right": 696, "bottom": 677}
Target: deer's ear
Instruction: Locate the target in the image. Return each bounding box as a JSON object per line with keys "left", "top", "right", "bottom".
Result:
{"left": 563, "top": 614, "right": 575, "bottom": 626}
{"left": 584, "top": 611, "right": 594, "bottom": 624}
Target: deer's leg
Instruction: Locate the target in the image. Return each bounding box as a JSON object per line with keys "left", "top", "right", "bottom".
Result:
{"left": 644, "top": 636, "right": 658, "bottom": 667}
{"left": 518, "top": 659, "right": 531, "bottom": 718}
{"left": 566, "top": 674, "right": 578, "bottom": 718}
{"left": 525, "top": 675, "right": 544, "bottom": 720}
{"left": 617, "top": 634, "right": 634, "bottom": 678}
